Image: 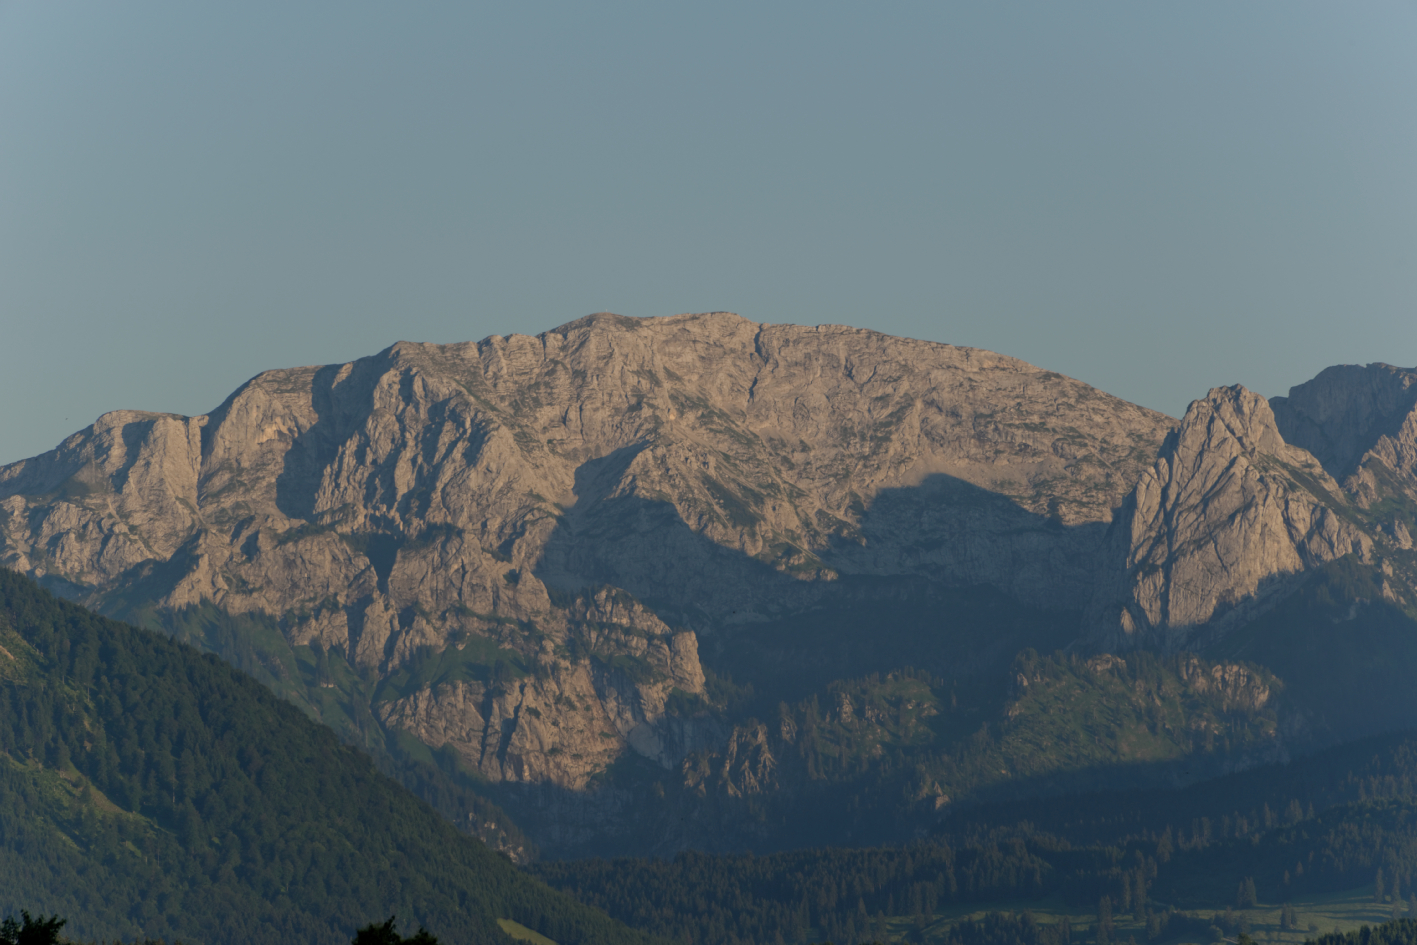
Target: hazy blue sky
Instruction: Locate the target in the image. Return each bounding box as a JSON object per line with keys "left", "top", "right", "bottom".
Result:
{"left": 3, "top": 3, "right": 1414, "bottom": 464}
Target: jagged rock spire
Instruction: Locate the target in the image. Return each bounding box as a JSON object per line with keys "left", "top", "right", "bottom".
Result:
{"left": 1089, "top": 385, "right": 1371, "bottom": 652}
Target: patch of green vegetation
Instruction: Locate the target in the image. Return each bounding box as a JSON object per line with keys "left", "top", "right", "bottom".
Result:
{"left": 101, "top": 593, "right": 534, "bottom": 860}
{"left": 498, "top": 918, "right": 559, "bottom": 944}
{"left": 890, "top": 887, "right": 1405, "bottom": 945}
{"left": 0, "top": 623, "right": 41, "bottom": 683}
{"left": 590, "top": 651, "right": 663, "bottom": 686}
{"left": 665, "top": 686, "right": 708, "bottom": 717}
{"left": 0, "top": 571, "right": 650, "bottom": 945}
{"left": 538, "top": 744, "right": 1417, "bottom": 945}
{"left": 276, "top": 521, "right": 336, "bottom": 546}
{"left": 375, "top": 637, "right": 529, "bottom": 703}
{"left": 973, "top": 650, "right": 1281, "bottom": 790}
{"left": 1356, "top": 458, "right": 1417, "bottom": 519}
{"left": 1311, "top": 916, "right": 1417, "bottom": 945}
{"left": 702, "top": 475, "right": 764, "bottom": 529}
{"left": 789, "top": 671, "right": 945, "bottom": 776}
{"left": 700, "top": 666, "right": 754, "bottom": 715}
{"left": 689, "top": 641, "right": 1285, "bottom": 849}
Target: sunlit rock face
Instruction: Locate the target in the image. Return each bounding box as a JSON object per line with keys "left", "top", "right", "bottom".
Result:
{"left": 1088, "top": 385, "right": 1375, "bottom": 652}
{"left": 8, "top": 311, "right": 1413, "bottom": 805}
{"left": 0, "top": 313, "right": 1175, "bottom": 787}
{"left": 1270, "top": 362, "right": 1417, "bottom": 512}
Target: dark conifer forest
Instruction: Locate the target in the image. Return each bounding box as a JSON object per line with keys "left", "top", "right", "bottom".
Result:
{"left": 14, "top": 564, "right": 1417, "bottom": 944}
{"left": 14, "top": 565, "right": 1417, "bottom": 945}
{"left": 533, "top": 732, "right": 1417, "bottom": 944}
{"left": 1309, "top": 919, "right": 1417, "bottom": 945}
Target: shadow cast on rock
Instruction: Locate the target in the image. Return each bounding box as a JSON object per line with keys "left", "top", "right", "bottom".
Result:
{"left": 533, "top": 468, "right": 1112, "bottom": 701}
{"left": 271, "top": 360, "right": 383, "bottom": 524}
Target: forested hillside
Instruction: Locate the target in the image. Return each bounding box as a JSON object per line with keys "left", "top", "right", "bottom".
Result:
{"left": 1311, "top": 918, "right": 1417, "bottom": 945}
{"left": 0, "top": 570, "right": 649, "bottom": 945}
{"left": 535, "top": 731, "right": 1417, "bottom": 945}
{"left": 3, "top": 315, "right": 1414, "bottom": 856}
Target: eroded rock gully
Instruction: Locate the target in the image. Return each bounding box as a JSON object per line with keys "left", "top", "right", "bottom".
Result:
{"left": 3, "top": 313, "right": 1414, "bottom": 819}
{"left": 1086, "top": 386, "right": 1377, "bottom": 652}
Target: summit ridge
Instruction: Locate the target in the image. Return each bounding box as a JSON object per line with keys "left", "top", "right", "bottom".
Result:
{"left": 4, "top": 313, "right": 1415, "bottom": 853}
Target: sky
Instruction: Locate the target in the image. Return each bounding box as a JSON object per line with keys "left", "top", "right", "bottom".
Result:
{"left": 2, "top": 2, "right": 1415, "bottom": 465}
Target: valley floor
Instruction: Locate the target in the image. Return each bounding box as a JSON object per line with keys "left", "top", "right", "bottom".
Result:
{"left": 895, "top": 887, "right": 1404, "bottom": 945}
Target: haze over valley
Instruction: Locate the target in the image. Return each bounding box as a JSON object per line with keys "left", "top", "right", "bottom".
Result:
{"left": 5, "top": 4, "right": 1417, "bottom": 943}
{"left": 4, "top": 313, "right": 1415, "bottom": 869}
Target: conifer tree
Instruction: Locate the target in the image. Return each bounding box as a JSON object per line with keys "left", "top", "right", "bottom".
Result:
{"left": 1097, "top": 895, "right": 1114, "bottom": 945}
{"left": 352, "top": 916, "right": 439, "bottom": 945}
{"left": 0, "top": 913, "right": 65, "bottom": 945}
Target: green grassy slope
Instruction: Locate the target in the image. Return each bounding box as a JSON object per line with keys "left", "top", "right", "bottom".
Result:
{"left": 108, "top": 597, "right": 535, "bottom": 861}
{"left": 0, "top": 570, "right": 651, "bottom": 945}
{"left": 637, "top": 649, "right": 1285, "bottom": 854}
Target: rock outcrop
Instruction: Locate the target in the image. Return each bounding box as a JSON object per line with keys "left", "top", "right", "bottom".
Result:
{"left": 681, "top": 652, "right": 1284, "bottom": 827}
{"left": 0, "top": 312, "right": 1173, "bottom": 794}
{"left": 1089, "top": 386, "right": 1373, "bottom": 652}
{"left": 375, "top": 589, "right": 714, "bottom": 789}
{"left": 1271, "top": 363, "right": 1417, "bottom": 509}
{"left": 7, "top": 311, "right": 1417, "bottom": 853}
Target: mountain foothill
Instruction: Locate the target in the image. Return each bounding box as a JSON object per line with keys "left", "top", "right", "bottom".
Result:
{"left": 3, "top": 311, "right": 1417, "bottom": 942}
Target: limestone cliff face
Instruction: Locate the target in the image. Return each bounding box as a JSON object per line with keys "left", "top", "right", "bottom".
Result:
{"left": 8, "top": 311, "right": 1417, "bottom": 854}
{"left": 0, "top": 411, "right": 205, "bottom": 585}
{"left": 1174, "top": 657, "right": 1272, "bottom": 714}
{"left": 1089, "top": 386, "right": 1373, "bottom": 652}
{"left": 1271, "top": 363, "right": 1417, "bottom": 514}
{"left": 521, "top": 313, "right": 1172, "bottom": 617}
{"left": 0, "top": 312, "right": 1173, "bottom": 792}
{"left": 374, "top": 589, "right": 715, "bottom": 789}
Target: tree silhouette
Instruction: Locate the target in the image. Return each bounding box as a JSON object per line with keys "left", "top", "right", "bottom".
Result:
{"left": 352, "top": 916, "right": 439, "bottom": 945}
{"left": 1096, "top": 896, "right": 1113, "bottom": 945}
{"left": 0, "top": 912, "right": 67, "bottom": 945}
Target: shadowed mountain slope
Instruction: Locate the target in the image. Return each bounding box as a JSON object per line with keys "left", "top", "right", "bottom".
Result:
{"left": 1087, "top": 386, "right": 1378, "bottom": 652}
{"left": 3, "top": 315, "right": 1417, "bottom": 854}
{"left": 0, "top": 315, "right": 1171, "bottom": 804}
{"left": 0, "top": 570, "right": 651, "bottom": 945}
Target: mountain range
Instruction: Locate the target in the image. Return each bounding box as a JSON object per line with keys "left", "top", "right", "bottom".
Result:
{"left": 2, "top": 312, "right": 1414, "bottom": 857}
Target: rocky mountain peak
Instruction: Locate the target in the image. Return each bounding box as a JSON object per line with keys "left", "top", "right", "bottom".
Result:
{"left": 6, "top": 313, "right": 1413, "bottom": 854}
{"left": 1089, "top": 384, "right": 1371, "bottom": 652}
{"left": 1159, "top": 385, "right": 1290, "bottom": 472}
{"left": 1271, "top": 363, "right": 1417, "bottom": 511}
{"left": 1160, "top": 385, "right": 1341, "bottom": 491}
{"left": 1271, "top": 363, "right": 1417, "bottom": 478}
{"left": 0, "top": 313, "right": 1177, "bottom": 802}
